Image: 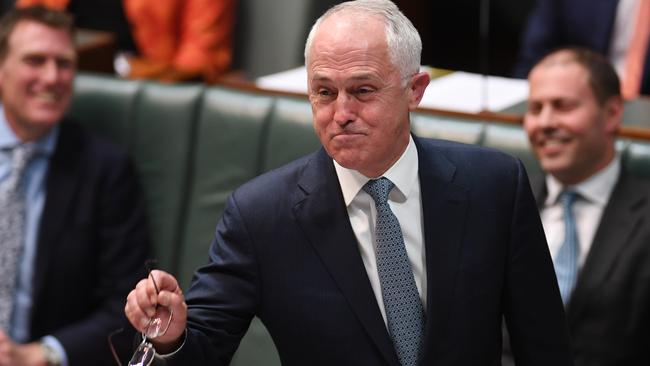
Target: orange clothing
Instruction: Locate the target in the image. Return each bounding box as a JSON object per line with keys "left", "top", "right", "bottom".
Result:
{"left": 18, "top": 0, "right": 237, "bottom": 82}
{"left": 123, "top": 0, "right": 236, "bottom": 82}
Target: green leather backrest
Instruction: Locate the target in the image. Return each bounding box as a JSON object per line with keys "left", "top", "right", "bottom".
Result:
{"left": 621, "top": 140, "right": 650, "bottom": 179}
{"left": 177, "top": 86, "right": 275, "bottom": 288}
{"left": 262, "top": 97, "right": 320, "bottom": 172}
{"left": 411, "top": 113, "right": 484, "bottom": 145}
{"left": 129, "top": 82, "right": 204, "bottom": 271}
{"left": 482, "top": 123, "right": 543, "bottom": 178}
{"left": 69, "top": 75, "right": 140, "bottom": 149}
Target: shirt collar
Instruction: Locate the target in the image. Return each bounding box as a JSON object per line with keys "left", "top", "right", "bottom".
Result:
{"left": 335, "top": 135, "right": 419, "bottom": 206}
{"left": 545, "top": 156, "right": 621, "bottom": 207}
{"left": 0, "top": 104, "right": 59, "bottom": 157}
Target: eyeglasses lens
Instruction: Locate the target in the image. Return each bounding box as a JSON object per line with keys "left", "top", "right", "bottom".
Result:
{"left": 127, "top": 339, "right": 155, "bottom": 366}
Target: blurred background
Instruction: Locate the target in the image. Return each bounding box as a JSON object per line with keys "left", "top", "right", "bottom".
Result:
{"left": 0, "top": 0, "right": 536, "bottom": 80}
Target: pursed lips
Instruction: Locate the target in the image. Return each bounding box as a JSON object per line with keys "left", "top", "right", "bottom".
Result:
{"left": 331, "top": 130, "right": 366, "bottom": 141}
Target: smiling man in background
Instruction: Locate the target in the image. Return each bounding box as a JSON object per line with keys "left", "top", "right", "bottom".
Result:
{"left": 0, "top": 6, "right": 149, "bottom": 365}
{"left": 520, "top": 47, "right": 650, "bottom": 365}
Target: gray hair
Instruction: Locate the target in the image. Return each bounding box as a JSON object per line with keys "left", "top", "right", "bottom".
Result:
{"left": 304, "top": 0, "right": 422, "bottom": 79}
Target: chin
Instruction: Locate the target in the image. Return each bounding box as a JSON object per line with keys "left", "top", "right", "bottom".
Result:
{"left": 28, "top": 116, "right": 63, "bottom": 131}
{"left": 332, "top": 153, "right": 362, "bottom": 171}
{"left": 542, "top": 162, "right": 572, "bottom": 178}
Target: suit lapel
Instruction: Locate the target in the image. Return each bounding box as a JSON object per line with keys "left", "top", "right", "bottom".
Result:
{"left": 413, "top": 138, "right": 469, "bottom": 356}
{"left": 32, "top": 123, "right": 82, "bottom": 307}
{"left": 567, "top": 172, "right": 647, "bottom": 324}
{"left": 293, "top": 149, "right": 400, "bottom": 366}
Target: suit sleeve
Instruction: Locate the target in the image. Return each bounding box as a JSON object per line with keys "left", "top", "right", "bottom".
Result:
{"left": 504, "top": 159, "right": 574, "bottom": 365}
{"left": 162, "top": 193, "right": 259, "bottom": 365}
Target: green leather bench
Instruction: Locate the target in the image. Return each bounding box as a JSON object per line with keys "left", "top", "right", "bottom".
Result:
{"left": 67, "top": 73, "right": 650, "bottom": 365}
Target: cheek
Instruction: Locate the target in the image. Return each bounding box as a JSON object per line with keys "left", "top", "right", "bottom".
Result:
{"left": 314, "top": 102, "right": 337, "bottom": 124}
{"left": 59, "top": 73, "right": 75, "bottom": 89}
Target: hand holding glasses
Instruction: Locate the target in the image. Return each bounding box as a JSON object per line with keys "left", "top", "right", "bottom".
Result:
{"left": 127, "top": 263, "right": 174, "bottom": 366}
{"left": 112, "top": 260, "right": 181, "bottom": 366}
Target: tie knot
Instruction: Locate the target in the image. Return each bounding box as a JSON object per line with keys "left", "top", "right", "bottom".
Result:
{"left": 559, "top": 190, "right": 579, "bottom": 208}
{"left": 363, "top": 177, "right": 395, "bottom": 204}
{"left": 11, "top": 143, "right": 37, "bottom": 172}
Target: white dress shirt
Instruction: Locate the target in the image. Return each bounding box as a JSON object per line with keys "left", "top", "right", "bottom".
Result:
{"left": 334, "top": 136, "right": 426, "bottom": 325}
{"left": 541, "top": 157, "right": 620, "bottom": 269}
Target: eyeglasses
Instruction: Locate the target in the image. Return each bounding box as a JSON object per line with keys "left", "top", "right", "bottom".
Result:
{"left": 109, "top": 260, "right": 173, "bottom": 366}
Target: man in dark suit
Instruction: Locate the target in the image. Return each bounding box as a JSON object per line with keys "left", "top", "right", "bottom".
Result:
{"left": 521, "top": 47, "right": 650, "bottom": 365}
{"left": 0, "top": 6, "right": 149, "bottom": 365}
{"left": 125, "top": 1, "right": 573, "bottom": 365}
{"left": 514, "top": 0, "right": 650, "bottom": 97}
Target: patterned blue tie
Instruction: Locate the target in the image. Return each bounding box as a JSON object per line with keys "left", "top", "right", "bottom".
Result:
{"left": 0, "top": 144, "right": 36, "bottom": 330}
{"left": 554, "top": 190, "right": 579, "bottom": 305}
{"left": 363, "top": 178, "right": 424, "bottom": 366}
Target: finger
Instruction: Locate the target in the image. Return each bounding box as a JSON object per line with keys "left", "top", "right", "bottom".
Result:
{"left": 125, "top": 289, "right": 153, "bottom": 331}
{"left": 149, "top": 270, "right": 179, "bottom": 293}
{"left": 134, "top": 279, "right": 157, "bottom": 318}
{"left": 0, "top": 339, "right": 11, "bottom": 366}
{"left": 156, "top": 289, "right": 185, "bottom": 309}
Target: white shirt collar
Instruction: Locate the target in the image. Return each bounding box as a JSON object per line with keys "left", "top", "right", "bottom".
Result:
{"left": 334, "top": 135, "right": 419, "bottom": 206}
{"left": 545, "top": 156, "right": 621, "bottom": 207}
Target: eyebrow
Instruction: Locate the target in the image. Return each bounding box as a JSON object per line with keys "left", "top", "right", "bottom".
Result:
{"left": 310, "top": 73, "right": 380, "bottom": 84}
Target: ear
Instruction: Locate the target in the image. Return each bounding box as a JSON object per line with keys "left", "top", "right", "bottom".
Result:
{"left": 407, "top": 71, "right": 430, "bottom": 110}
{"left": 602, "top": 95, "right": 623, "bottom": 134}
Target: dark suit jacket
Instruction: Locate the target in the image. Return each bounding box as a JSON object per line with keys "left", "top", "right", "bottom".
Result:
{"left": 528, "top": 169, "right": 650, "bottom": 365}
{"left": 28, "top": 121, "right": 150, "bottom": 365}
{"left": 514, "top": 0, "right": 650, "bottom": 95}
{"left": 166, "top": 137, "right": 572, "bottom": 365}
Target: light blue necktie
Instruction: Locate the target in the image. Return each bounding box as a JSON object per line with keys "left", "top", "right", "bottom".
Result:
{"left": 554, "top": 190, "right": 579, "bottom": 305}
{"left": 364, "top": 178, "right": 424, "bottom": 366}
{"left": 0, "top": 144, "right": 36, "bottom": 330}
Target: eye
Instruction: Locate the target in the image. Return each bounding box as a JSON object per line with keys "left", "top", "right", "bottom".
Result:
{"left": 353, "top": 86, "right": 377, "bottom": 101}
{"left": 313, "top": 88, "right": 336, "bottom": 102}
{"left": 554, "top": 100, "right": 578, "bottom": 112}
{"left": 57, "top": 58, "right": 75, "bottom": 70}
{"left": 23, "top": 55, "right": 45, "bottom": 66}
{"left": 318, "top": 89, "right": 332, "bottom": 97}
{"left": 527, "top": 102, "right": 542, "bottom": 115}
{"left": 357, "top": 87, "right": 374, "bottom": 94}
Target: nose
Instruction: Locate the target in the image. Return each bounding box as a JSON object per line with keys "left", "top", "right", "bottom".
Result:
{"left": 536, "top": 104, "right": 557, "bottom": 129}
{"left": 40, "top": 59, "right": 59, "bottom": 84}
{"left": 333, "top": 92, "right": 356, "bottom": 125}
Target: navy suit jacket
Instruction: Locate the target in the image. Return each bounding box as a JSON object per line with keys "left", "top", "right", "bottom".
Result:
{"left": 514, "top": 0, "right": 650, "bottom": 95}
{"left": 167, "top": 137, "right": 573, "bottom": 365}
{"left": 530, "top": 169, "right": 650, "bottom": 365}
{"left": 29, "top": 121, "right": 150, "bottom": 365}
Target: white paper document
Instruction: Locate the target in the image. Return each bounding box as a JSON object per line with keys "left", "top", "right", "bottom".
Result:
{"left": 256, "top": 67, "right": 529, "bottom": 113}
{"left": 421, "top": 71, "right": 529, "bottom": 113}
{"left": 256, "top": 67, "right": 308, "bottom": 94}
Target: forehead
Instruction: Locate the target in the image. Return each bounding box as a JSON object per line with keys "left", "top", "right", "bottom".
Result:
{"left": 6, "top": 20, "right": 75, "bottom": 57}
{"left": 307, "top": 13, "right": 395, "bottom": 80}
{"left": 529, "top": 62, "right": 593, "bottom": 100}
